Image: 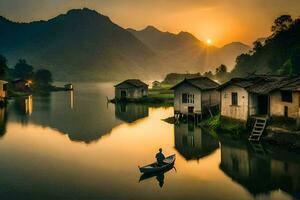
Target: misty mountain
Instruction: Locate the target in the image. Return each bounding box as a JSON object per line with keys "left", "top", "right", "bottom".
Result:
{"left": 128, "top": 26, "right": 250, "bottom": 72}
{"left": 0, "top": 8, "right": 250, "bottom": 81}
{"left": 0, "top": 8, "right": 162, "bottom": 81}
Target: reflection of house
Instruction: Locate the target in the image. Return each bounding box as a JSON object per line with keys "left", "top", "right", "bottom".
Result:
{"left": 219, "top": 75, "right": 300, "bottom": 122}
{"left": 14, "top": 95, "right": 33, "bottom": 116}
{"left": 174, "top": 123, "right": 219, "bottom": 160}
{"left": 0, "top": 107, "right": 7, "bottom": 137}
{"left": 171, "top": 77, "right": 220, "bottom": 116}
{"left": 114, "top": 79, "right": 148, "bottom": 99}
{"left": 0, "top": 80, "right": 8, "bottom": 99}
{"left": 219, "top": 136, "right": 300, "bottom": 198}
{"left": 115, "top": 103, "right": 148, "bottom": 123}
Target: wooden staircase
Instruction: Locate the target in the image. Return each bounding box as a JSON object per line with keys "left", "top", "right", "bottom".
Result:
{"left": 248, "top": 117, "right": 267, "bottom": 142}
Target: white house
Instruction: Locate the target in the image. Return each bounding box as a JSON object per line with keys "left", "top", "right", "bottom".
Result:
{"left": 218, "top": 75, "right": 300, "bottom": 122}
{"left": 171, "top": 77, "right": 220, "bottom": 117}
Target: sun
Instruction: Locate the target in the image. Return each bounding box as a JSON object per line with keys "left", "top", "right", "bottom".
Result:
{"left": 206, "top": 39, "right": 212, "bottom": 45}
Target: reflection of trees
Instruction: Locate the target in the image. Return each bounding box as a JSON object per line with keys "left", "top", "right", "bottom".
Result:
{"left": 174, "top": 123, "right": 219, "bottom": 161}
{"left": 0, "top": 107, "right": 8, "bottom": 137}
{"left": 115, "top": 103, "right": 148, "bottom": 123}
{"left": 9, "top": 91, "right": 122, "bottom": 143}
{"left": 219, "top": 135, "right": 300, "bottom": 199}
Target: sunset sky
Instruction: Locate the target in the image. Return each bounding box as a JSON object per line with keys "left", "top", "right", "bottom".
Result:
{"left": 1, "top": 0, "right": 300, "bottom": 46}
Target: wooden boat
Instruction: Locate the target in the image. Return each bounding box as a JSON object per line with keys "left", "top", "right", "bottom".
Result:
{"left": 139, "top": 154, "right": 176, "bottom": 174}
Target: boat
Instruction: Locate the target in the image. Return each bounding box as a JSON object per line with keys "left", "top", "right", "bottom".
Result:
{"left": 139, "top": 154, "right": 176, "bottom": 174}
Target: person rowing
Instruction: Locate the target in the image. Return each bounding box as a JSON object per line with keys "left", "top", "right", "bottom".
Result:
{"left": 156, "top": 148, "right": 166, "bottom": 166}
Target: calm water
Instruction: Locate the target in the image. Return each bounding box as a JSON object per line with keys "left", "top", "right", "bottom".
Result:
{"left": 0, "top": 83, "right": 299, "bottom": 200}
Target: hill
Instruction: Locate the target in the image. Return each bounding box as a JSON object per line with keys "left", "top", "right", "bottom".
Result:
{"left": 231, "top": 15, "right": 300, "bottom": 77}
{"left": 0, "top": 8, "right": 161, "bottom": 81}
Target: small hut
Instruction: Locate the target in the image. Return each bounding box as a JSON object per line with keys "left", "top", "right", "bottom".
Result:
{"left": 114, "top": 79, "right": 148, "bottom": 99}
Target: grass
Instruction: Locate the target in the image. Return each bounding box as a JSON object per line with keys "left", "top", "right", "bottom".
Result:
{"left": 200, "top": 114, "right": 246, "bottom": 134}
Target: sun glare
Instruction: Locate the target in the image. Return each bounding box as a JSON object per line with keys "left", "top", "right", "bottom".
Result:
{"left": 206, "top": 39, "right": 212, "bottom": 45}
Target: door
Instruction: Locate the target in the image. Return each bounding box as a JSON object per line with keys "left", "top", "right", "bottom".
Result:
{"left": 121, "top": 90, "right": 127, "bottom": 98}
{"left": 257, "top": 95, "right": 269, "bottom": 115}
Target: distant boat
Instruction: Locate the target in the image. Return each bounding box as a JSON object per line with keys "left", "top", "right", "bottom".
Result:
{"left": 139, "top": 154, "right": 176, "bottom": 174}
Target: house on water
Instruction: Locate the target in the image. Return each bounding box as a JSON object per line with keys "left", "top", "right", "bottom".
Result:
{"left": 0, "top": 80, "right": 8, "bottom": 100}
{"left": 114, "top": 79, "right": 148, "bottom": 100}
{"left": 171, "top": 77, "right": 220, "bottom": 118}
{"left": 218, "top": 75, "right": 300, "bottom": 122}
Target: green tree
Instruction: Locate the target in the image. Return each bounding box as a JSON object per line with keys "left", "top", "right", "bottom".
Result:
{"left": 253, "top": 41, "right": 263, "bottom": 52}
{"left": 13, "top": 59, "right": 34, "bottom": 79}
{"left": 271, "top": 15, "right": 293, "bottom": 33}
{"left": 0, "top": 55, "right": 8, "bottom": 79}
{"left": 34, "top": 69, "right": 53, "bottom": 86}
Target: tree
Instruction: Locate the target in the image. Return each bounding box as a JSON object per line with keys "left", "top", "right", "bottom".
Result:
{"left": 13, "top": 59, "right": 34, "bottom": 79}
{"left": 203, "top": 71, "right": 213, "bottom": 78}
{"left": 253, "top": 41, "right": 263, "bottom": 52}
{"left": 34, "top": 69, "right": 53, "bottom": 86}
{"left": 271, "top": 15, "right": 293, "bottom": 33}
{"left": 0, "top": 55, "right": 8, "bottom": 79}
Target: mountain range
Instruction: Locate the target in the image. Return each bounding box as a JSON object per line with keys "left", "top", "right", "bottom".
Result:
{"left": 0, "top": 8, "right": 250, "bottom": 81}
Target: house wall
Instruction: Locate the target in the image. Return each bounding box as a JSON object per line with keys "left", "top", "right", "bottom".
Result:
{"left": 270, "top": 91, "right": 300, "bottom": 119}
{"left": 221, "top": 85, "right": 249, "bottom": 121}
{"left": 174, "top": 83, "right": 201, "bottom": 114}
{"left": 0, "top": 82, "right": 6, "bottom": 98}
{"left": 115, "top": 83, "right": 148, "bottom": 99}
{"left": 201, "top": 90, "right": 220, "bottom": 108}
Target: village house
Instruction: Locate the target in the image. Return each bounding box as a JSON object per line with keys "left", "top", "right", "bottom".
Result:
{"left": 152, "top": 80, "right": 161, "bottom": 89}
{"left": 114, "top": 79, "right": 148, "bottom": 100}
{"left": 11, "top": 78, "right": 31, "bottom": 92}
{"left": 171, "top": 77, "right": 220, "bottom": 119}
{"left": 0, "top": 80, "right": 8, "bottom": 100}
{"left": 219, "top": 75, "right": 300, "bottom": 122}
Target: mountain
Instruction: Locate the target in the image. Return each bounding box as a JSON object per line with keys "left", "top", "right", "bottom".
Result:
{"left": 0, "top": 8, "right": 162, "bottom": 81}
{"left": 128, "top": 26, "right": 250, "bottom": 72}
{"left": 231, "top": 16, "right": 300, "bottom": 77}
{"left": 0, "top": 8, "right": 250, "bottom": 81}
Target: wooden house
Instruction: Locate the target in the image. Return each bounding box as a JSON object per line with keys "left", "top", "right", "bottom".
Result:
{"left": 11, "top": 78, "right": 31, "bottom": 92}
{"left": 114, "top": 79, "right": 148, "bottom": 99}
{"left": 219, "top": 75, "right": 300, "bottom": 122}
{"left": 0, "top": 80, "right": 8, "bottom": 100}
{"left": 171, "top": 77, "right": 220, "bottom": 118}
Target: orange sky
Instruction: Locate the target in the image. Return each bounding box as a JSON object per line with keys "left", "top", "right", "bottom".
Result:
{"left": 0, "top": 0, "right": 300, "bottom": 46}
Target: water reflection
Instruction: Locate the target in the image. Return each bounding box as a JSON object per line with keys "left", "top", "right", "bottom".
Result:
{"left": 219, "top": 135, "right": 300, "bottom": 199}
{"left": 174, "top": 122, "right": 219, "bottom": 161}
{"left": 139, "top": 166, "right": 175, "bottom": 188}
{"left": 8, "top": 83, "right": 123, "bottom": 143}
{"left": 115, "top": 103, "right": 148, "bottom": 123}
{"left": 0, "top": 107, "right": 7, "bottom": 137}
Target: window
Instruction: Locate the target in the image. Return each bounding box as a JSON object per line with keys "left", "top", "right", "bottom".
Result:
{"left": 281, "top": 91, "right": 293, "bottom": 103}
{"left": 231, "top": 92, "right": 238, "bottom": 106}
{"left": 182, "top": 93, "right": 194, "bottom": 103}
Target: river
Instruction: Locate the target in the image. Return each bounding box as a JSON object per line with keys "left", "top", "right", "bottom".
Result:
{"left": 0, "top": 83, "right": 299, "bottom": 200}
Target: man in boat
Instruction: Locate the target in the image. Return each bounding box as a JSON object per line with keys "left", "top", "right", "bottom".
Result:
{"left": 156, "top": 148, "right": 165, "bottom": 166}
